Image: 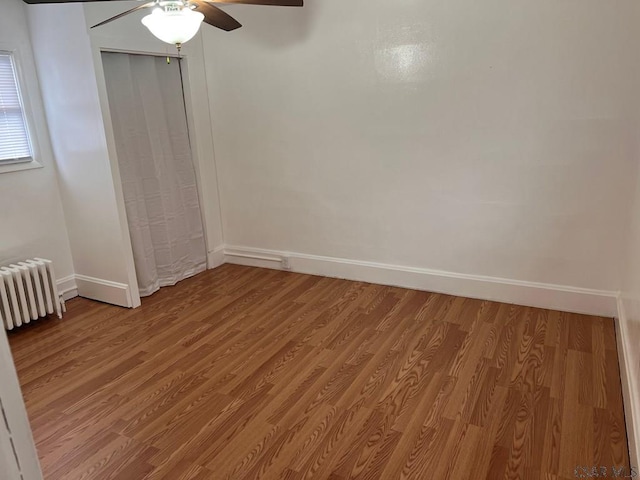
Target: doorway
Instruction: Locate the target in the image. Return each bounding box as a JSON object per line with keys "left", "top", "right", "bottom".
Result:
{"left": 101, "top": 52, "right": 207, "bottom": 297}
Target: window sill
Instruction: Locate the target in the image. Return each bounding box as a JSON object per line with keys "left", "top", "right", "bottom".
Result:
{"left": 0, "top": 159, "right": 43, "bottom": 175}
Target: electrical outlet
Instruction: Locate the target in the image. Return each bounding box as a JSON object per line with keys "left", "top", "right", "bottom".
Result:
{"left": 281, "top": 256, "right": 291, "bottom": 270}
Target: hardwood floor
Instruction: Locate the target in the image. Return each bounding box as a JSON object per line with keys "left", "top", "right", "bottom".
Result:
{"left": 8, "top": 264, "right": 630, "bottom": 479}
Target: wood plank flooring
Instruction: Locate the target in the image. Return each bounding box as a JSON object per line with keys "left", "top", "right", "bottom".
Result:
{"left": 8, "top": 264, "right": 630, "bottom": 479}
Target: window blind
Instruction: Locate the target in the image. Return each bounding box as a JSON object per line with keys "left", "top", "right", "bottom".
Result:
{"left": 0, "top": 53, "right": 32, "bottom": 163}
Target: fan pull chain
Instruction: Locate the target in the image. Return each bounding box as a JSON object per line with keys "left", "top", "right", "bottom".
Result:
{"left": 177, "top": 55, "right": 192, "bottom": 147}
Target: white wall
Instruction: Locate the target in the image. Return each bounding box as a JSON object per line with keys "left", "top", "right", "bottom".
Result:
{"left": 28, "top": 3, "right": 142, "bottom": 307}
{"left": 204, "top": 0, "right": 640, "bottom": 313}
{"left": 619, "top": 153, "right": 640, "bottom": 468}
{"left": 0, "top": 0, "right": 75, "bottom": 293}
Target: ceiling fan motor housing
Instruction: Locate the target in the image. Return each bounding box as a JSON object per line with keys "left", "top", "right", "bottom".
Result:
{"left": 157, "top": 1, "right": 190, "bottom": 12}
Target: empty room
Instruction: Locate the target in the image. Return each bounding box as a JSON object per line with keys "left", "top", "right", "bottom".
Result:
{"left": 0, "top": 0, "right": 639, "bottom": 478}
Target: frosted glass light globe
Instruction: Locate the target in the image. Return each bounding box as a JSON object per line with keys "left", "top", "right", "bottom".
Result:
{"left": 141, "top": 7, "right": 204, "bottom": 45}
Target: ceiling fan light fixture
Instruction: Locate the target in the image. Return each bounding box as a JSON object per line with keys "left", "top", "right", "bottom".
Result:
{"left": 141, "top": 6, "right": 204, "bottom": 46}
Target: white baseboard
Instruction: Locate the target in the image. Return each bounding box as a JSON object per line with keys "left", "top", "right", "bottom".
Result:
{"left": 224, "top": 246, "right": 617, "bottom": 316}
{"left": 56, "top": 275, "right": 78, "bottom": 301}
{"left": 74, "top": 274, "right": 131, "bottom": 308}
{"left": 207, "top": 246, "right": 225, "bottom": 269}
{"left": 616, "top": 297, "right": 640, "bottom": 469}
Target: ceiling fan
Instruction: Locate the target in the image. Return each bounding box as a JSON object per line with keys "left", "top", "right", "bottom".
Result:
{"left": 22, "top": 0, "right": 303, "bottom": 48}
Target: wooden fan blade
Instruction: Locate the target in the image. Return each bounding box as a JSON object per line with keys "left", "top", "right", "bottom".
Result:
{"left": 211, "top": 0, "right": 302, "bottom": 5}
{"left": 91, "top": 2, "right": 155, "bottom": 28}
{"left": 192, "top": 1, "right": 242, "bottom": 31}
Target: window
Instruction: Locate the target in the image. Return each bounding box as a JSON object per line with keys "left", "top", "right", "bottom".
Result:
{"left": 0, "top": 52, "right": 33, "bottom": 165}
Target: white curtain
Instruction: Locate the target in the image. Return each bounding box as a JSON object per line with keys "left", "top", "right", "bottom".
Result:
{"left": 102, "top": 52, "right": 206, "bottom": 297}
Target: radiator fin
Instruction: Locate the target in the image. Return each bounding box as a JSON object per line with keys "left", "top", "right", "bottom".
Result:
{"left": 0, "top": 259, "right": 63, "bottom": 331}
